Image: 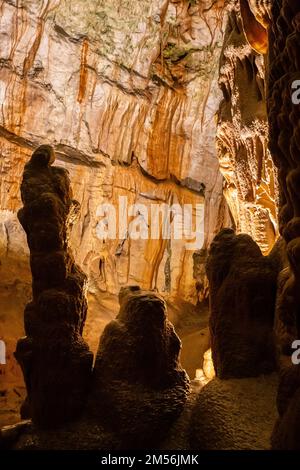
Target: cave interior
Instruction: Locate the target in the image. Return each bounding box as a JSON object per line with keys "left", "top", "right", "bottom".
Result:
{"left": 0, "top": 0, "right": 300, "bottom": 452}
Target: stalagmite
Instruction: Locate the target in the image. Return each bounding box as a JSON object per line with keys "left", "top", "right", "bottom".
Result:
{"left": 15, "top": 145, "right": 93, "bottom": 428}
{"left": 206, "top": 228, "right": 278, "bottom": 378}
{"left": 88, "top": 286, "right": 190, "bottom": 448}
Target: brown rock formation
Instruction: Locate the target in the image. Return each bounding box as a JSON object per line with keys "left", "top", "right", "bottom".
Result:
{"left": 239, "top": 0, "right": 269, "bottom": 53}
{"left": 88, "top": 285, "right": 190, "bottom": 448}
{"left": 0, "top": 0, "right": 232, "bottom": 425}
{"left": 266, "top": 0, "right": 300, "bottom": 449}
{"left": 15, "top": 145, "right": 93, "bottom": 428}
{"left": 206, "top": 228, "right": 278, "bottom": 378}
{"left": 217, "top": 2, "right": 278, "bottom": 254}
{"left": 271, "top": 366, "right": 300, "bottom": 450}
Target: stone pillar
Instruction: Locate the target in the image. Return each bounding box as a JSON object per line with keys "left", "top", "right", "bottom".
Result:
{"left": 15, "top": 145, "right": 93, "bottom": 428}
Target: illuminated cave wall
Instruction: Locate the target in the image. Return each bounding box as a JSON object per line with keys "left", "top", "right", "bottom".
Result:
{"left": 217, "top": 1, "right": 278, "bottom": 255}
{"left": 0, "top": 0, "right": 280, "bottom": 426}
{"left": 0, "top": 0, "right": 232, "bottom": 308}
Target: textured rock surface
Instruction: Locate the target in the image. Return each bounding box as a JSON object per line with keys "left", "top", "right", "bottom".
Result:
{"left": 0, "top": 0, "right": 231, "bottom": 427}
{"left": 272, "top": 366, "right": 300, "bottom": 450}
{"left": 5, "top": 374, "right": 279, "bottom": 450}
{"left": 0, "top": 0, "right": 231, "bottom": 304}
{"left": 0, "top": 0, "right": 286, "bottom": 433}
{"left": 15, "top": 145, "right": 93, "bottom": 428}
{"left": 3, "top": 287, "right": 190, "bottom": 449}
{"left": 190, "top": 373, "right": 279, "bottom": 450}
{"left": 8, "top": 388, "right": 199, "bottom": 450}
{"left": 87, "top": 286, "right": 190, "bottom": 448}
{"left": 206, "top": 228, "right": 278, "bottom": 378}
{"left": 217, "top": 2, "right": 278, "bottom": 254}
{"left": 266, "top": 0, "right": 300, "bottom": 449}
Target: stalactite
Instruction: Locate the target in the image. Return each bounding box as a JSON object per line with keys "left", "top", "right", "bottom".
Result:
{"left": 217, "top": 2, "right": 278, "bottom": 254}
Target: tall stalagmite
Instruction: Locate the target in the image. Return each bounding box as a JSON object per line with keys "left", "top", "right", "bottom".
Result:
{"left": 15, "top": 145, "right": 93, "bottom": 428}
{"left": 206, "top": 227, "right": 278, "bottom": 379}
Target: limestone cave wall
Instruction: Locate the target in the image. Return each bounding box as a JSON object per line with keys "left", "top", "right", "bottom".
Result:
{"left": 217, "top": 0, "right": 278, "bottom": 254}
{"left": 0, "top": 0, "right": 231, "bottom": 308}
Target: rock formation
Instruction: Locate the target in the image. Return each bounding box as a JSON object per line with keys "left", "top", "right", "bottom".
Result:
{"left": 0, "top": 0, "right": 235, "bottom": 427}
{"left": 265, "top": 0, "right": 300, "bottom": 449}
{"left": 88, "top": 285, "right": 190, "bottom": 448}
{"left": 217, "top": 2, "right": 278, "bottom": 254}
{"left": 239, "top": 0, "right": 270, "bottom": 53}
{"left": 271, "top": 365, "right": 300, "bottom": 450}
{"left": 0, "top": 0, "right": 232, "bottom": 306}
{"left": 5, "top": 285, "right": 189, "bottom": 449}
{"left": 2, "top": 0, "right": 298, "bottom": 450}
{"left": 206, "top": 228, "right": 278, "bottom": 378}
{"left": 15, "top": 145, "right": 93, "bottom": 428}
{"left": 190, "top": 373, "right": 279, "bottom": 450}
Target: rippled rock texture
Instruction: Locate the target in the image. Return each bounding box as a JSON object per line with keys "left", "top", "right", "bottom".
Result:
{"left": 266, "top": 0, "right": 300, "bottom": 450}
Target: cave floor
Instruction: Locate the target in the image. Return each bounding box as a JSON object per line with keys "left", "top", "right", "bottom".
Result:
{"left": 2, "top": 374, "right": 279, "bottom": 450}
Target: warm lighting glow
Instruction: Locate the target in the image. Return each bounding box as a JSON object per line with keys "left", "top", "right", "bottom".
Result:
{"left": 203, "top": 348, "right": 215, "bottom": 381}
{"left": 193, "top": 349, "right": 215, "bottom": 387}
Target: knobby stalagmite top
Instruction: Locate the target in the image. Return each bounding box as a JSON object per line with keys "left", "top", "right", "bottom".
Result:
{"left": 87, "top": 285, "right": 190, "bottom": 448}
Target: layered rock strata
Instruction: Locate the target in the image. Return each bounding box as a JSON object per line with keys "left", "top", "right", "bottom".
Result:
{"left": 15, "top": 145, "right": 93, "bottom": 428}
